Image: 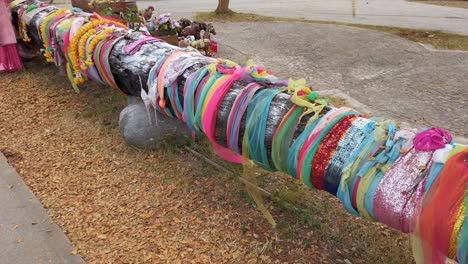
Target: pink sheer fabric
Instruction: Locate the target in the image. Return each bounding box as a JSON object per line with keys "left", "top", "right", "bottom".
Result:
{"left": 0, "top": 0, "right": 22, "bottom": 73}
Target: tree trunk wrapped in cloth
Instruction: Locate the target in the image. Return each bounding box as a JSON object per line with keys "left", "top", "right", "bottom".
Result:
{"left": 11, "top": 1, "right": 468, "bottom": 263}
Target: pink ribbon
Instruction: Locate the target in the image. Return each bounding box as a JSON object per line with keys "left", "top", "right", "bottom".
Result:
{"left": 202, "top": 67, "right": 244, "bottom": 163}
{"left": 413, "top": 127, "right": 452, "bottom": 152}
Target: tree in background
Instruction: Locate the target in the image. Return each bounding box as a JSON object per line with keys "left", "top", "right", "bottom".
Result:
{"left": 215, "top": 0, "right": 231, "bottom": 14}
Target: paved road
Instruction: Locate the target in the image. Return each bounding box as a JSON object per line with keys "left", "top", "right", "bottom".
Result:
{"left": 0, "top": 153, "right": 85, "bottom": 264}
{"left": 213, "top": 22, "right": 468, "bottom": 137}
{"left": 134, "top": 0, "right": 468, "bottom": 35}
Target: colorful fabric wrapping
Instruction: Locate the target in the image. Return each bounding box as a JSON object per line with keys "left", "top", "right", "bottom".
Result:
{"left": 244, "top": 59, "right": 286, "bottom": 85}
{"left": 338, "top": 120, "right": 401, "bottom": 216}
{"left": 160, "top": 50, "right": 215, "bottom": 88}
{"left": 372, "top": 147, "right": 433, "bottom": 231}
{"left": 457, "top": 187, "right": 468, "bottom": 264}
{"left": 226, "top": 83, "right": 264, "bottom": 154}
{"left": 182, "top": 66, "right": 209, "bottom": 131}
{"left": 146, "top": 53, "right": 176, "bottom": 117}
{"left": 271, "top": 105, "right": 304, "bottom": 173}
{"left": 336, "top": 128, "right": 377, "bottom": 216}
{"left": 414, "top": 148, "right": 467, "bottom": 263}
{"left": 166, "top": 81, "right": 183, "bottom": 119}
{"left": 142, "top": 56, "right": 166, "bottom": 115}
{"left": 201, "top": 66, "right": 245, "bottom": 163}
{"left": 9, "top": 0, "right": 26, "bottom": 10}
{"left": 311, "top": 114, "right": 360, "bottom": 192}
{"left": 323, "top": 117, "right": 375, "bottom": 195}
{"left": 355, "top": 123, "right": 409, "bottom": 221}
{"left": 55, "top": 17, "right": 74, "bottom": 56}
{"left": 244, "top": 88, "right": 283, "bottom": 170}
{"left": 193, "top": 63, "right": 228, "bottom": 132}
{"left": 49, "top": 14, "right": 73, "bottom": 67}
{"left": 156, "top": 51, "right": 189, "bottom": 113}
{"left": 287, "top": 118, "right": 320, "bottom": 180}
{"left": 98, "top": 34, "right": 126, "bottom": 93}
{"left": 297, "top": 108, "right": 360, "bottom": 189}
{"left": 294, "top": 108, "right": 339, "bottom": 181}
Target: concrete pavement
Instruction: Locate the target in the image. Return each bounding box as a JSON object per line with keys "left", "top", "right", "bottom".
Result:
{"left": 134, "top": 0, "right": 468, "bottom": 35}
{"left": 213, "top": 22, "right": 468, "bottom": 137}
{"left": 0, "top": 153, "right": 85, "bottom": 264}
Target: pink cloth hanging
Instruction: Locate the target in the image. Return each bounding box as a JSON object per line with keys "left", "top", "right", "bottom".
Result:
{"left": 0, "top": 0, "right": 22, "bottom": 73}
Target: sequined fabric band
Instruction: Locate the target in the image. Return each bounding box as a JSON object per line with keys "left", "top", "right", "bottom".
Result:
{"left": 373, "top": 147, "right": 433, "bottom": 232}
{"left": 311, "top": 114, "right": 360, "bottom": 191}
{"left": 323, "top": 117, "right": 374, "bottom": 195}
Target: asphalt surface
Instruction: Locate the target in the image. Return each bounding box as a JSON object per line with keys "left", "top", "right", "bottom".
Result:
{"left": 0, "top": 153, "right": 85, "bottom": 264}
{"left": 213, "top": 22, "right": 468, "bottom": 137}
{"left": 134, "top": 0, "right": 468, "bottom": 35}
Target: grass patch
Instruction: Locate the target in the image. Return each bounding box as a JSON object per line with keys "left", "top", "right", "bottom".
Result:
{"left": 410, "top": 0, "right": 468, "bottom": 9}
{"left": 195, "top": 11, "right": 468, "bottom": 51}
{"left": 73, "top": 83, "right": 128, "bottom": 130}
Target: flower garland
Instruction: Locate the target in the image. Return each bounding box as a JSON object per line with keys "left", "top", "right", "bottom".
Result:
{"left": 68, "top": 20, "right": 127, "bottom": 84}
{"left": 39, "top": 8, "right": 69, "bottom": 62}
{"left": 78, "top": 28, "right": 96, "bottom": 70}
{"left": 85, "top": 27, "right": 116, "bottom": 66}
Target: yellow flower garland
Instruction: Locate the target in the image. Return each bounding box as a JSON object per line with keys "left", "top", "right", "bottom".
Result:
{"left": 69, "top": 20, "right": 128, "bottom": 85}
{"left": 69, "top": 21, "right": 103, "bottom": 84}
{"left": 78, "top": 29, "right": 96, "bottom": 70}
{"left": 85, "top": 28, "right": 116, "bottom": 66}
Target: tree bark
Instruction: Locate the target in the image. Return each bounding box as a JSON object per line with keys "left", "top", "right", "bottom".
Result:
{"left": 215, "top": 0, "right": 231, "bottom": 14}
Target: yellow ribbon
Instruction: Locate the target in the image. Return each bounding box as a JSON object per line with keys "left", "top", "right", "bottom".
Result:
{"left": 286, "top": 78, "right": 327, "bottom": 125}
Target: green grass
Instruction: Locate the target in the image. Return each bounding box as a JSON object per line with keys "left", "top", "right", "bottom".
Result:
{"left": 73, "top": 83, "right": 128, "bottom": 130}
{"left": 195, "top": 11, "right": 468, "bottom": 51}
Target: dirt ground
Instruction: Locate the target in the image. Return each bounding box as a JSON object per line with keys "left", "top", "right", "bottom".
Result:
{"left": 0, "top": 63, "right": 412, "bottom": 263}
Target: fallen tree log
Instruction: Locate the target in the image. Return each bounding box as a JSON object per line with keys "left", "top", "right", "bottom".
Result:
{"left": 10, "top": 1, "right": 468, "bottom": 263}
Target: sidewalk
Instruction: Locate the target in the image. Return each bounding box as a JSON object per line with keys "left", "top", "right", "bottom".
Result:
{"left": 0, "top": 153, "right": 85, "bottom": 264}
